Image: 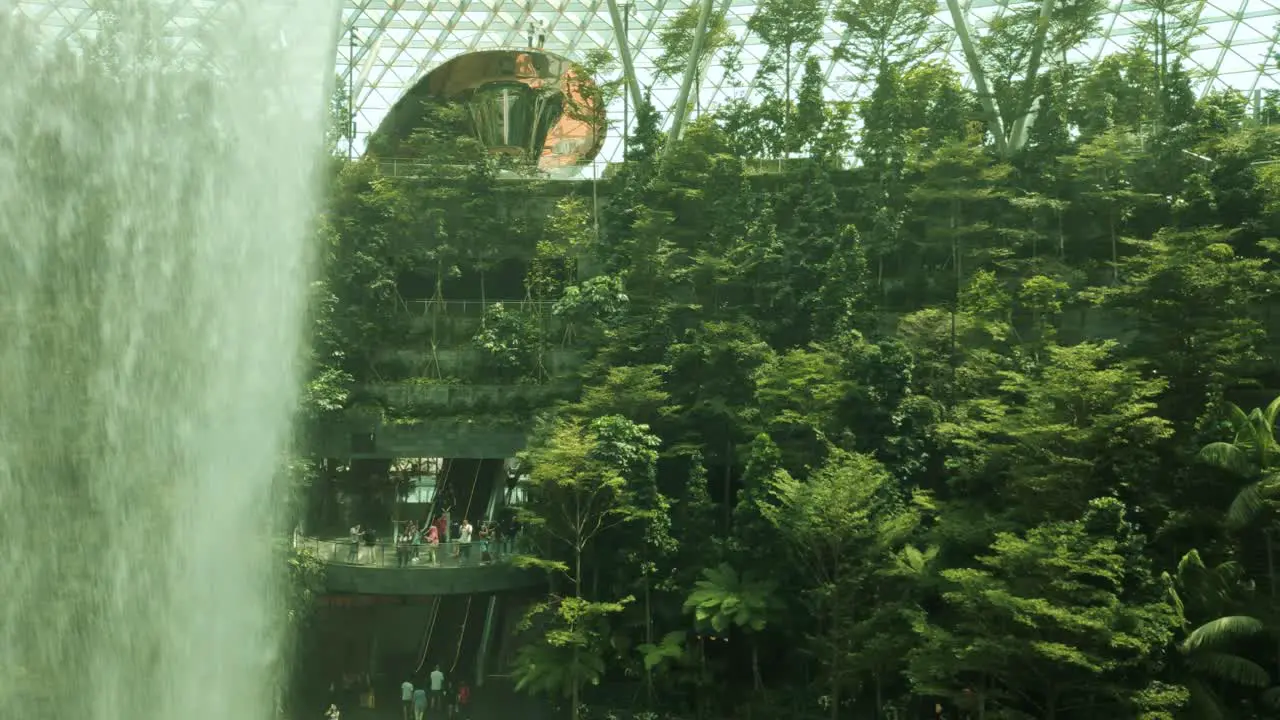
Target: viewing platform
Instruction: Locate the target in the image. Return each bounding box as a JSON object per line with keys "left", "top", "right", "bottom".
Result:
{"left": 301, "top": 537, "right": 544, "bottom": 596}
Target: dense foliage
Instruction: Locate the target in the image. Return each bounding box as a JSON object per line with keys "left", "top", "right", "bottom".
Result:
{"left": 312, "top": 3, "right": 1280, "bottom": 719}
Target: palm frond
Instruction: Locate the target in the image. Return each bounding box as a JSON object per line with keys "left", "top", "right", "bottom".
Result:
{"left": 1185, "top": 651, "right": 1271, "bottom": 687}
{"left": 1199, "top": 442, "right": 1253, "bottom": 477}
{"left": 1226, "top": 482, "right": 1268, "bottom": 530}
{"left": 1182, "top": 615, "right": 1266, "bottom": 654}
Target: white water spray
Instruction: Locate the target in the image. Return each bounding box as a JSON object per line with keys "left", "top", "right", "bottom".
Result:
{"left": 0, "top": 2, "right": 336, "bottom": 718}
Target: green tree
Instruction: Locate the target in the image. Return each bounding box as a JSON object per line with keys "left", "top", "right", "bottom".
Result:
{"left": 835, "top": 0, "right": 938, "bottom": 79}
{"left": 910, "top": 498, "right": 1181, "bottom": 719}
{"left": 683, "top": 563, "right": 778, "bottom": 690}
{"left": 1166, "top": 549, "right": 1273, "bottom": 719}
{"left": 655, "top": 3, "right": 735, "bottom": 85}
{"left": 515, "top": 416, "right": 658, "bottom": 720}
{"left": 761, "top": 449, "right": 923, "bottom": 720}
{"left": 747, "top": 0, "right": 826, "bottom": 149}
{"left": 1092, "top": 229, "right": 1272, "bottom": 430}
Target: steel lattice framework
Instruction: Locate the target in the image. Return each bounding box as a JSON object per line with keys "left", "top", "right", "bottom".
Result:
{"left": 11, "top": 0, "right": 1280, "bottom": 169}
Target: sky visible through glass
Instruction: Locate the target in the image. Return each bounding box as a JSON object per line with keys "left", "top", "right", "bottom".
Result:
{"left": 14, "top": 0, "right": 1280, "bottom": 171}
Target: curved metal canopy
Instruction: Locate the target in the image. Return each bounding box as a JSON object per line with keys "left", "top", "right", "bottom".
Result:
{"left": 13, "top": 0, "right": 1280, "bottom": 173}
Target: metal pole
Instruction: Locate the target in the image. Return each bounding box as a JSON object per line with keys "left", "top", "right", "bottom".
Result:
{"left": 621, "top": 2, "right": 631, "bottom": 160}
{"left": 944, "top": 0, "right": 1006, "bottom": 155}
{"left": 665, "top": 0, "right": 714, "bottom": 157}
{"left": 348, "top": 28, "right": 356, "bottom": 160}
{"left": 606, "top": 0, "right": 644, "bottom": 114}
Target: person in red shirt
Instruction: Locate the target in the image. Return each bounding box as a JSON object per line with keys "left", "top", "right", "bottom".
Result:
{"left": 425, "top": 523, "right": 439, "bottom": 566}
{"left": 456, "top": 682, "right": 471, "bottom": 720}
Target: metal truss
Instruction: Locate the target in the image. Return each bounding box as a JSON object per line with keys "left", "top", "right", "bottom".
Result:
{"left": 12, "top": 0, "right": 1280, "bottom": 171}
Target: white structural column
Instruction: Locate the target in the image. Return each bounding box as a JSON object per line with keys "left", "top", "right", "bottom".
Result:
{"left": 606, "top": 0, "right": 645, "bottom": 116}
{"left": 664, "top": 0, "right": 716, "bottom": 156}
{"left": 944, "top": 0, "right": 1007, "bottom": 155}
{"left": 1006, "top": 0, "right": 1055, "bottom": 152}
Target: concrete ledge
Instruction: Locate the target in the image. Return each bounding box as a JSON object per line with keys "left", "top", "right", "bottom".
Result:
{"left": 324, "top": 562, "right": 544, "bottom": 595}
{"left": 310, "top": 419, "right": 529, "bottom": 458}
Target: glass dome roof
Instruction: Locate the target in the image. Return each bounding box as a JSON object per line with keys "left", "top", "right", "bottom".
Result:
{"left": 13, "top": 0, "right": 1280, "bottom": 170}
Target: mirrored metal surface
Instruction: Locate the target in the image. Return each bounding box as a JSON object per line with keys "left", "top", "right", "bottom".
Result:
{"left": 374, "top": 49, "right": 604, "bottom": 171}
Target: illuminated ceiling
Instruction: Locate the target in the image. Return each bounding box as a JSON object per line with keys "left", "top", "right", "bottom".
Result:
{"left": 12, "top": 0, "right": 1280, "bottom": 169}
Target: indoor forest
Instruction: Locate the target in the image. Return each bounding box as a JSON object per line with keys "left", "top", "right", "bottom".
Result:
{"left": 7, "top": 1, "right": 1280, "bottom": 720}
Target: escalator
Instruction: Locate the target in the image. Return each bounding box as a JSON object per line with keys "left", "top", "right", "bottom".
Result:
{"left": 445, "top": 459, "right": 502, "bottom": 528}
{"left": 453, "top": 592, "right": 490, "bottom": 682}
{"left": 426, "top": 459, "right": 502, "bottom": 538}
{"left": 413, "top": 596, "right": 444, "bottom": 676}
{"left": 416, "top": 595, "right": 486, "bottom": 683}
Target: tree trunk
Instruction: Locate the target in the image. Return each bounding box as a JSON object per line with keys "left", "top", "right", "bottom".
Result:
{"left": 573, "top": 545, "right": 583, "bottom": 720}
{"left": 644, "top": 573, "right": 654, "bottom": 705}
{"left": 874, "top": 673, "right": 883, "bottom": 720}
{"left": 572, "top": 667, "right": 580, "bottom": 720}
{"left": 751, "top": 637, "right": 762, "bottom": 691}
{"left": 723, "top": 439, "right": 732, "bottom": 528}
{"left": 1267, "top": 530, "right": 1279, "bottom": 681}
{"left": 829, "top": 612, "right": 842, "bottom": 720}
{"left": 1109, "top": 208, "right": 1118, "bottom": 285}
{"left": 784, "top": 45, "right": 792, "bottom": 153}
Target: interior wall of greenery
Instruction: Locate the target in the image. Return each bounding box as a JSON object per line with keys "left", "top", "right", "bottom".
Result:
{"left": 302, "top": 3, "right": 1280, "bottom": 717}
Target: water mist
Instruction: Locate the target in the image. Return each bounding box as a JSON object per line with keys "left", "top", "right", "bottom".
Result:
{"left": 0, "top": 2, "right": 337, "bottom": 717}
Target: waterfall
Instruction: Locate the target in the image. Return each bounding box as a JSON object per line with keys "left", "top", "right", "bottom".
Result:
{"left": 0, "top": 2, "right": 337, "bottom": 718}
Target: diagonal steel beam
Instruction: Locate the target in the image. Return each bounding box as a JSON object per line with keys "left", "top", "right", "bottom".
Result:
{"left": 606, "top": 0, "right": 644, "bottom": 111}
{"left": 665, "top": 0, "right": 715, "bottom": 152}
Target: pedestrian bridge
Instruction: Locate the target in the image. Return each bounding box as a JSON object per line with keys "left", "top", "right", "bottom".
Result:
{"left": 300, "top": 537, "right": 544, "bottom": 595}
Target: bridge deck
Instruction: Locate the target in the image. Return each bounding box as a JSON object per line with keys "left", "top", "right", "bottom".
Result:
{"left": 301, "top": 537, "right": 544, "bottom": 595}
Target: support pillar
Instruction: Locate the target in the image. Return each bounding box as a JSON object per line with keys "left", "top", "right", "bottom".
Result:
{"left": 475, "top": 595, "right": 500, "bottom": 687}
{"left": 943, "top": 0, "right": 1007, "bottom": 155}
{"left": 1006, "top": 0, "right": 1056, "bottom": 152}
{"left": 664, "top": 0, "right": 716, "bottom": 158}
{"left": 606, "top": 0, "right": 644, "bottom": 115}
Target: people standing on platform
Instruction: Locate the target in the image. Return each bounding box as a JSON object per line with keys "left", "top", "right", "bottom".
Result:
{"left": 411, "top": 522, "right": 423, "bottom": 563}
{"left": 443, "top": 677, "right": 457, "bottom": 719}
{"left": 412, "top": 685, "right": 427, "bottom": 720}
{"left": 456, "top": 681, "right": 472, "bottom": 720}
{"left": 426, "top": 523, "right": 440, "bottom": 566}
{"left": 400, "top": 678, "right": 414, "bottom": 720}
{"left": 396, "top": 528, "right": 411, "bottom": 568}
{"left": 498, "top": 507, "right": 518, "bottom": 556}
{"left": 362, "top": 526, "right": 377, "bottom": 563}
{"left": 535, "top": 18, "right": 546, "bottom": 49}
{"left": 429, "top": 664, "right": 445, "bottom": 710}
{"left": 458, "top": 518, "right": 473, "bottom": 565}
{"left": 347, "top": 524, "right": 361, "bottom": 563}
{"left": 478, "top": 522, "right": 493, "bottom": 564}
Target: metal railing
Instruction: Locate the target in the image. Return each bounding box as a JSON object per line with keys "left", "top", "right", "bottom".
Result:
{"left": 375, "top": 158, "right": 551, "bottom": 181}
{"left": 300, "top": 536, "right": 522, "bottom": 570}
{"left": 376, "top": 158, "right": 474, "bottom": 179}
{"left": 402, "top": 299, "right": 558, "bottom": 317}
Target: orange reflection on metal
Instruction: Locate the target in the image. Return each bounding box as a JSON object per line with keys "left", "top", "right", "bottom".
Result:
{"left": 417, "top": 50, "right": 604, "bottom": 170}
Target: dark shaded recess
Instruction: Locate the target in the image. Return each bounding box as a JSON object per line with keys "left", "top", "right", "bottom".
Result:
{"left": 344, "top": 458, "right": 394, "bottom": 527}
{"left": 396, "top": 258, "right": 530, "bottom": 301}
{"left": 365, "top": 84, "right": 471, "bottom": 158}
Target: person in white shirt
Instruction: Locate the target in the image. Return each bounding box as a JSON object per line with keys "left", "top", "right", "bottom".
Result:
{"left": 400, "top": 679, "right": 414, "bottom": 720}
{"left": 458, "top": 519, "right": 473, "bottom": 565}
{"left": 429, "top": 665, "right": 445, "bottom": 710}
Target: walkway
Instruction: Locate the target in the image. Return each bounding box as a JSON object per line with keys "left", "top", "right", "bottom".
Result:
{"left": 299, "top": 537, "right": 544, "bottom": 596}
{"left": 303, "top": 537, "right": 517, "bottom": 570}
